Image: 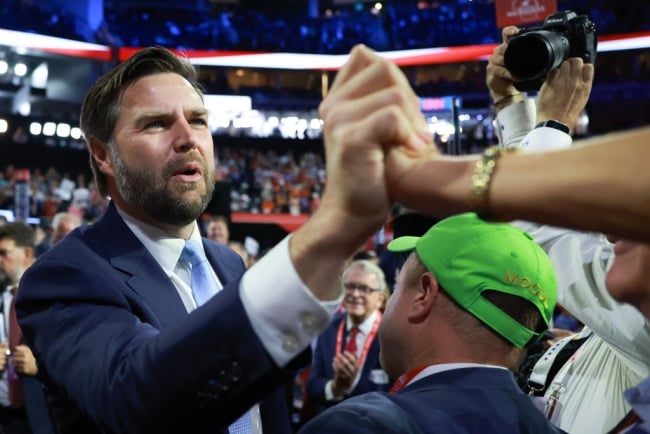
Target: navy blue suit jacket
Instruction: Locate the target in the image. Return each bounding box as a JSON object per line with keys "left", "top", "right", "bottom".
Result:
{"left": 306, "top": 313, "right": 389, "bottom": 411}
{"left": 16, "top": 203, "right": 306, "bottom": 434}
{"left": 300, "top": 367, "right": 567, "bottom": 434}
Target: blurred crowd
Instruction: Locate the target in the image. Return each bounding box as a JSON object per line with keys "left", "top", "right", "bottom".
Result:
{"left": 216, "top": 146, "right": 326, "bottom": 215}
{"left": 2, "top": 0, "right": 649, "bottom": 54}
{"left": 0, "top": 144, "right": 328, "bottom": 226}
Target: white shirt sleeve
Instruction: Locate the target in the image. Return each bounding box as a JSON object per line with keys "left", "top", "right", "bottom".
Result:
{"left": 518, "top": 127, "right": 573, "bottom": 152}
{"left": 494, "top": 97, "right": 536, "bottom": 149}
{"left": 239, "top": 235, "right": 342, "bottom": 367}
{"left": 513, "top": 221, "right": 650, "bottom": 375}
{"left": 494, "top": 96, "right": 572, "bottom": 153}
{"left": 324, "top": 380, "right": 345, "bottom": 401}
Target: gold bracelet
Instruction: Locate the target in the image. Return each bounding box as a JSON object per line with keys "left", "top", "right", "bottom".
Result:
{"left": 492, "top": 93, "right": 526, "bottom": 114}
{"left": 470, "top": 145, "right": 518, "bottom": 218}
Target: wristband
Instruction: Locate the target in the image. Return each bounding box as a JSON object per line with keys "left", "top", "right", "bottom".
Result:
{"left": 492, "top": 93, "right": 526, "bottom": 114}
{"left": 535, "top": 120, "right": 570, "bottom": 135}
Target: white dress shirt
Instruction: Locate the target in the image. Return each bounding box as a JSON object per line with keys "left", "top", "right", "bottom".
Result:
{"left": 498, "top": 104, "right": 650, "bottom": 434}
{"left": 117, "top": 206, "right": 343, "bottom": 433}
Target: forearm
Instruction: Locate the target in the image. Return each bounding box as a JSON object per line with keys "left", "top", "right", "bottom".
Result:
{"left": 490, "top": 127, "right": 650, "bottom": 240}
{"left": 290, "top": 206, "right": 375, "bottom": 301}
{"left": 395, "top": 126, "right": 650, "bottom": 242}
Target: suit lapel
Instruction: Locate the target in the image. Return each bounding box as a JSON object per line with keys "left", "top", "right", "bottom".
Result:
{"left": 95, "top": 203, "right": 189, "bottom": 327}
{"left": 203, "top": 241, "right": 242, "bottom": 288}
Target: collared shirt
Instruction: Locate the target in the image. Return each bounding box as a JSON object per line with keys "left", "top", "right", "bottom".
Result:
{"left": 0, "top": 287, "right": 12, "bottom": 407}
{"left": 325, "top": 310, "right": 382, "bottom": 400}
{"left": 345, "top": 310, "right": 381, "bottom": 356}
{"left": 408, "top": 363, "right": 509, "bottom": 389}
{"left": 115, "top": 205, "right": 343, "bottom": 433}
{"left": 118, "top": 209, "right": 215, "bottom": 312}
{"left": 116, "top": 205, "right": 342, "bottom": 366}
{"left": 500, "top": 104, "right": 650, "bottom": 434}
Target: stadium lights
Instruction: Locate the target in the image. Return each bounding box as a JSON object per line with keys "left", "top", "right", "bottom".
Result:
{"left": 13, "top": 63, "right": 27, "bottom": 77}
{"left": 70, "top": 127, "right": 82, "bottom": 140}
{"left": 42, "top": 121, "right": 56, "bottom": 136}
{"left": 56, "top": 122, "right": 71, "bottom": 138}
{"left": 29, "top": 121, "right": 42, "bottom": 135}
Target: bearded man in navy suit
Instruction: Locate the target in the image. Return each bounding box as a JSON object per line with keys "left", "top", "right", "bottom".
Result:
{"left": 15, "top": 44, "right": 433, "bottom": 434}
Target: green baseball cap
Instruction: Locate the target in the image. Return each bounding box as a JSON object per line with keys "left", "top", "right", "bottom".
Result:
{"left": 387, "top": 213, "right": 557, "bottom": 348}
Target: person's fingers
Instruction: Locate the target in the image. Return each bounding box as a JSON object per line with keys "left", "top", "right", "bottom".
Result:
{"left": 347, "top": 69, "right": 423, "bottom": 127}
{"left": 328, "top": 44, "right": 376, "bottom": 95}
{"left": 501, "top": 25, "right": 520, "bottom": 43}
{"left": 487, "top": 61, "right": 516, "bottom": 83}
{"left": 582, "top": 63, "right": 595, "bottom": 84}
{"left": 321, "top": 49, "right": 430, "bottom": 150}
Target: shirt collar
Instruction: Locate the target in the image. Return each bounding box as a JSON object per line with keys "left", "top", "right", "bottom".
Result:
{"left": 409, "top": 363, "right": 508, "bottom": 388}
{"left": 115, "top": 205, "right": 203, "bottom": 275}
{"left": 346, "top": 309, "right": 380, "bottom": 335}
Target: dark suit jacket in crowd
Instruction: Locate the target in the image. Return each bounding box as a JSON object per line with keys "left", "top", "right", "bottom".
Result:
{"left": 16, "top": 202, "right": 307, "bottom": 434}
{"left": 300, "top": 367, "right": 567, "bottom": 434}
{"left": 306, "top": 312, "right": 390, "bottom": 412}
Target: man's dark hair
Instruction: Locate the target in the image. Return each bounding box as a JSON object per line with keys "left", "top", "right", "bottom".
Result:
{"left": 0, "top": 221, "right": 36, "bottom": 248}
{"left": 80, "top": 47, "right": 205, "bottom": 196}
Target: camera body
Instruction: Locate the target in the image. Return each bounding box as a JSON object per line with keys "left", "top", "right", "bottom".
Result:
{"left": 504, "top": 10, "right": 597, "bottom": 91}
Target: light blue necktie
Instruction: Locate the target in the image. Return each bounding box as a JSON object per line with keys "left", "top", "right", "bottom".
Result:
{"left": 180, "top": 240, "right": 253, "bottom": 434}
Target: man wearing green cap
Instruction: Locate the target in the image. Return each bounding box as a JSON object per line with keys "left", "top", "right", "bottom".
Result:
{"left": 299, "top": 213, "right": 566, "bottom": 434}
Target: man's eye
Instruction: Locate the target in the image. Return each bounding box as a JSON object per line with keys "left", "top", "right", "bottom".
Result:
{"left": 190, "top": 118, "right": 208, "bottom": 126}
{"left": 145, "top": 120, "right": 164, "bottom": 129}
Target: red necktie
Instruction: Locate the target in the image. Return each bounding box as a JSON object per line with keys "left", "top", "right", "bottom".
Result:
{"left": 8, "top": 288, "right": 24, "bottom": 408}
{"left": 345, "top": 327, "right": 359, "bottom": 355}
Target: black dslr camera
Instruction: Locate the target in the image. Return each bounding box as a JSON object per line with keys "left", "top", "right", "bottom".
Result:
{"left": 504, "top": 10, "right": 597, "bottom": 91}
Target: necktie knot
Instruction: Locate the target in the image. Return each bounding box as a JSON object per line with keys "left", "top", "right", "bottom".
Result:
{"left": 180, "top": 240, "right": 218, "bottom": 307}
{"left": 345, "top": 326, "right": 359, "bottom": 354}
{"left": 181, "top": 240, "right": 207, "bottom": 269}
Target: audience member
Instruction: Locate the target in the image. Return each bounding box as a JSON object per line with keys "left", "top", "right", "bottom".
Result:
{"left": 204, "top": 214, "right": 230, "bottom": 244}
{"left": 305, "top": 260, "right": 390, "bottom": 417}
{"left": 49, "top": 212, "right": 82, "bottom": 246}
{"left": 0, "top": 222, "right": 52, "bottom": 434}
{"left": 487, "top": 25, "right": 650, "bottom": 433}
{"left": 16, "top": 44, "right": 422, "bottom": 434}
{"left": 226, "top": 240, "right": 251, "bottom": 268}
{"left": 300, "top": 213, "right": 564, "bottom": 433}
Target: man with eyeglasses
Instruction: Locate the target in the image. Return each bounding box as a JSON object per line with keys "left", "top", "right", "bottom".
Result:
{"left": 304, "top": 260, "right": 391, "bottom": 421}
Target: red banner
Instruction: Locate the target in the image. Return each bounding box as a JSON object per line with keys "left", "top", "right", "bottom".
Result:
{"left": 495, "top": 0, "right": 558, "bottom": 28}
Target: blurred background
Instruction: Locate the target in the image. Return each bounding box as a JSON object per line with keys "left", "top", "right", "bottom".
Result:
{"left": 0, "top": 0, "right": 648, "bottom": 252}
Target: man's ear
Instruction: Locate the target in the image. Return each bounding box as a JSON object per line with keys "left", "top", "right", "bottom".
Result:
{"left": 407, "top": 272, "right": 440, "bottom": 324}
{"left": 88, "top": 137, "right": 114, "bottom": 177}
{"left": 23, "top": 246, "right": 34, "bottom": 263}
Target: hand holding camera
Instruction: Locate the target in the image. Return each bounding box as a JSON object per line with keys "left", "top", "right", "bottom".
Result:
{"left": 504, "top": 10, "right": 598, "bottom": 92}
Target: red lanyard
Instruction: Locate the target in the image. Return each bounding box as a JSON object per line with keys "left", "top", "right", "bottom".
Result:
{"left": 389, "top": 365, "right": 428, "bottom": 394}
{"left": 335, "top": 311, "right": 382, "bottom": 369}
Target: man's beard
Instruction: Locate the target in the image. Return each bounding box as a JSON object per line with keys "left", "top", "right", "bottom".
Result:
{"left": 110, "top": 148, "right": 215, "bottom": 226}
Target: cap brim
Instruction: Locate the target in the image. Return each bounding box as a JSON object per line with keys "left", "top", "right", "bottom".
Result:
{"left": 387, "top": 236, "right": 420, "bottom": 252}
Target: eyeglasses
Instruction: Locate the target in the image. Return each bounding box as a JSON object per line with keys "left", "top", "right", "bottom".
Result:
{"left": 343, "top": 282, "right": 380, "bottom": 294}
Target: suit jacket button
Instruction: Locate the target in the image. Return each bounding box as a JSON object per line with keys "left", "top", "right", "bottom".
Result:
{"left": 282, "top": 336, "right": 298, "bottom": 352}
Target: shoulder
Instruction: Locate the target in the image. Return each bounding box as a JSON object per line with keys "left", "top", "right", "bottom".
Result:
{"left": 300, "top": 392, "right": 425, "bottom": 434}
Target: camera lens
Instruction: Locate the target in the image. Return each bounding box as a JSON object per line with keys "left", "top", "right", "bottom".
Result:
{"left": 504, "top": 31, "right": 570, "bottom": 81}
